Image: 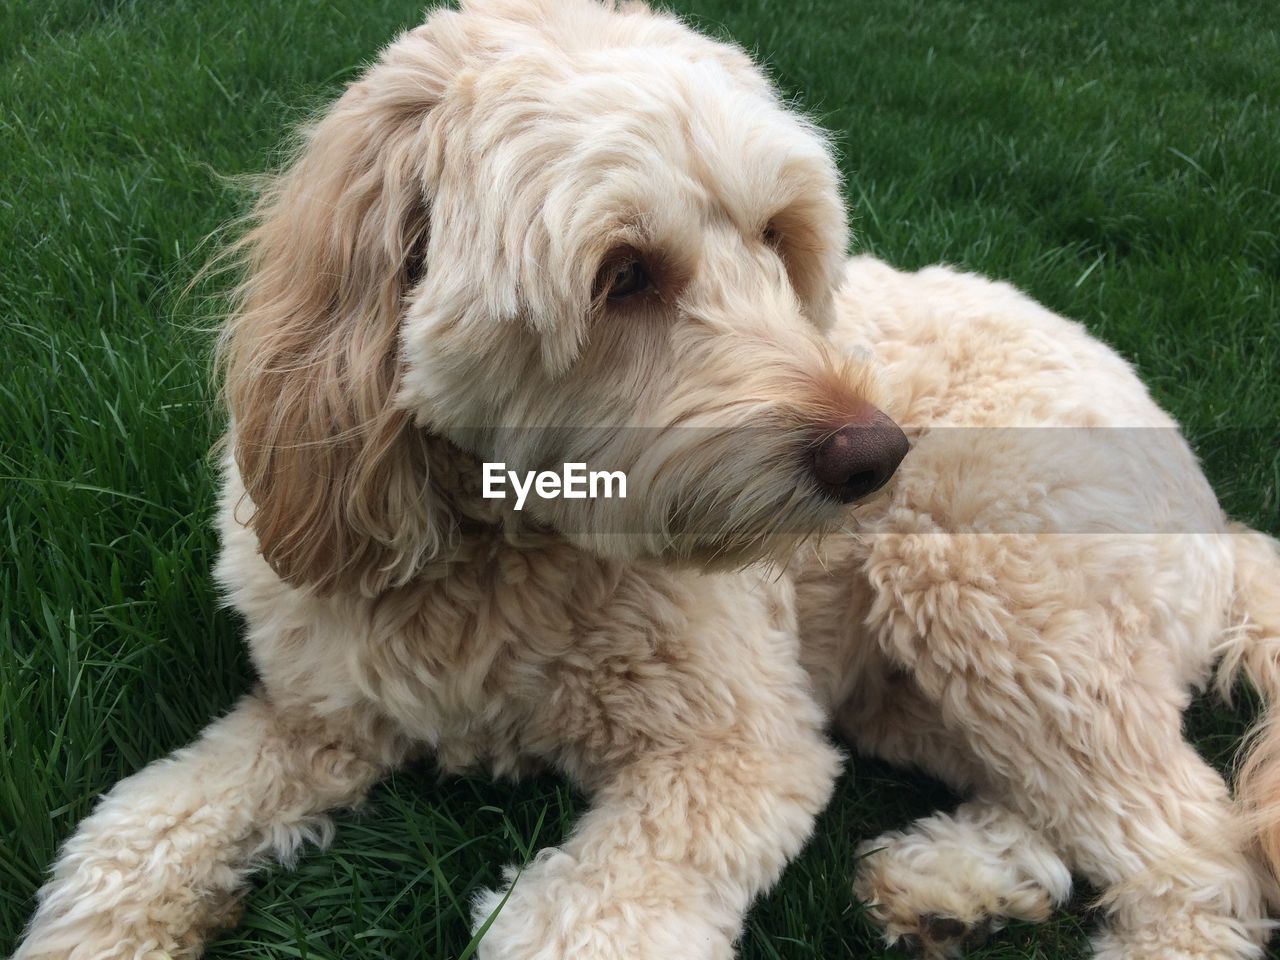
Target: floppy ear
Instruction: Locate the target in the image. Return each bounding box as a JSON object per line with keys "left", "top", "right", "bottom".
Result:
{"left": 219, "top": 26, "right": 464, "bottom": 597}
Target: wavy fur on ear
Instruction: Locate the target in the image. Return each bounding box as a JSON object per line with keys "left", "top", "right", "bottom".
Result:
{"left": 218, "top": 27, "right": 463, "bottom": 596}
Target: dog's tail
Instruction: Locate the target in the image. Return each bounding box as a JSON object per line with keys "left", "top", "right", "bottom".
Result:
{"left": 1218, "top": 522, "right": 1280, "bottom": 885}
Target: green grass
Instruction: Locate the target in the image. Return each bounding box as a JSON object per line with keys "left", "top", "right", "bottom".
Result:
{"left": 2, "top": 0, "right": 1277, "bottom": 956}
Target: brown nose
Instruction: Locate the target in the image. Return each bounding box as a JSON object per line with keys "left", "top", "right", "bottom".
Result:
{"left": 811, "top": 411, "right": 909, "bottom": 503}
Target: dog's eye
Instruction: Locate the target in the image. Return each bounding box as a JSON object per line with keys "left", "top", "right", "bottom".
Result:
{"left": 763, "top": 222, "right": 782, "bottom": 248}
{"left": 606, "top": 259, "right": 652, "bottom": 301}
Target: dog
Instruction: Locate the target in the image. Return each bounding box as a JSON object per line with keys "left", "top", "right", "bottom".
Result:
{"left": 14, "top": 1, "right": 1280, "bottom": 959}
{"left": 14, "top": 1, "right": 897, "bottom": 958}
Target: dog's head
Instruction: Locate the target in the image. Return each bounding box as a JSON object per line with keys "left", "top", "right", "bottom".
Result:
{"left": 221, "top": 0, "right": 906, "bottom": 596}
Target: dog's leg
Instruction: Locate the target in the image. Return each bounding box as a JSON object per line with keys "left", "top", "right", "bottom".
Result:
{"left": 852, "top": 527, "right": 1275, "bottom": 958}
{"left": 854, "top": 799, "right": 1072, "bottom": 957}
{"left": 895, "top": 675, "right": 1266, "bottom": 958}
{"left": 832, "top": 658, "right": 1073, "bottom": 954}
{"left": 859, "top": 679, "right": 1266, "bottom": 958}
{"left": 473, "top": 695, "right": 842, "bottom": 959}
{"left": 13, "top": 690, "right": 404, "bottom": 960}
{"left": 831, "top": 654, "right": 986, "bottom": 794}
{"left": 1075, "top": 740, "right": 1269, "bottom": 960}
{"left": 862, "top": 588, "right": 1269, "bottom": 956}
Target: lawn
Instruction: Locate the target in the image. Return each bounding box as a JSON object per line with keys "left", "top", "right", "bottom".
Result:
{"left": 2, "top": 0, "right": 1278, "bottom": 957}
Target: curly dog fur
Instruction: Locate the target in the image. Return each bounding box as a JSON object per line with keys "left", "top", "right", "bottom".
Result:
{"left": 14, "top": 1, "right": 1280, "bottom": 958}
{"left": 805, "top": 257, "right": 1280, "bottom": 958}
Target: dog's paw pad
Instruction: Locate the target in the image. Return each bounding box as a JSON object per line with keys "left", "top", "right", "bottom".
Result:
{"left": 923, "top": 914, "right": 968, "bottom": 942}
{"left": 960, "top": 916, "right": 994, "bottom": 950}
{"left": 895, "top": 914, "right": 993, "bottom": 957}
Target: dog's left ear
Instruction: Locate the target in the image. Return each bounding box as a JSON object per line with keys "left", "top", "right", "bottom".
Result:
{"left": 219, "top": 23, "right": 469, "bottom": 597}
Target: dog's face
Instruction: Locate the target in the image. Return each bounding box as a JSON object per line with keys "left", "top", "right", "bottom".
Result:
{"left": 221, "top": 0, "right": 906, "bottom": 595}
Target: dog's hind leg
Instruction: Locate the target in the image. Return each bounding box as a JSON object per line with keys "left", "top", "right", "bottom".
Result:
{"left": 824, "top": 650, "right": 1071, "bottom": 954}
{"left": 830, "top": 652, "right": 986, "bottom": 795}
{"left": 862, "top": 674, "right": 1267, "bottom": 958}
{"left": 12, "top": 690, "right": 406, "bottom": 960}
{"left": 854, "top": 800, "right": 1072, "bottom": 957}
{"left": 863, "top": 534, "right": 1271, "bottom": 959}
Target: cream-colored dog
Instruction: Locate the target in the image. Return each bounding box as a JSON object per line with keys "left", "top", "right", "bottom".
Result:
{"left": 14, "top": 1, "right": 1280, "bottom": 959}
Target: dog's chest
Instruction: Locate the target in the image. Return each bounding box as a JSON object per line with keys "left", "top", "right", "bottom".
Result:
{"left": 342, "top": 544, "right": 718, "bottom": 771}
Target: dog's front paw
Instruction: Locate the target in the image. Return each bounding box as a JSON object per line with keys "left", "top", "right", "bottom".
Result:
{"left": 853, "top": 806, "right": 1071, "bottom": 958}
{"left": 473, "top": 850, "right": 735, "bottom": 960}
